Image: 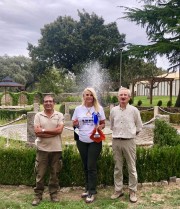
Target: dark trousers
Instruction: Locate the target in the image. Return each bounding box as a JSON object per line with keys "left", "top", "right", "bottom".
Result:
{"left": 76, "top": 140, "right": 102, "bottom": 195}
{"left": 34, "top": 150, "right": 62, "bottom": 198}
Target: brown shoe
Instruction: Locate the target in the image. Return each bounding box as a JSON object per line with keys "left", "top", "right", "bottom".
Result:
{"left": 32, "top": 197, "right": 42, "bottom": 206}
{"left": 129, "top": 190, "right": 137, "bottom": 203}
{"left": 111, "top": 190, "right": 124, "bottom": 200}
{"left": 51, "top": 196, "right": 59, "bottom": 202}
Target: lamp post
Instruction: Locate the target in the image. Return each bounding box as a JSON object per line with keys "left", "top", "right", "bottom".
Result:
{"left": 119, "top": 48, "right": 123, "bottom": 87}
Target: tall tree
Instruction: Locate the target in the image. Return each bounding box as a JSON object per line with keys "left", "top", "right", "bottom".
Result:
{"left": 121, "top": 0, "right": 180, "bottom": 106}
{"left": 28, "top": 10, "right": 125, "bottom": 78}
{"left": 0, "top": 55, "right": 34, "bottom": 90}
{"left": 36, "top": 67, "right": 77, "bottom": 94}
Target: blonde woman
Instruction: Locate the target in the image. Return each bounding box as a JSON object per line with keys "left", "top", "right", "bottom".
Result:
{"left": 72, "top": 87, "right": 105, "bottom": 203}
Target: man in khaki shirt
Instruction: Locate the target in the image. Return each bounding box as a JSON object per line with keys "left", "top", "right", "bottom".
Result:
{"left": 110, "top": 87, "right": 142, "bottom": 203}
{"left": 32, "top": 95, "right": 64, "bottom": 206}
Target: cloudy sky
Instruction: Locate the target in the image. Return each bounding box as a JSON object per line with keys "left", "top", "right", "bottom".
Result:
{"left": 0, "top": 0, "right": 169, "bottom": 69}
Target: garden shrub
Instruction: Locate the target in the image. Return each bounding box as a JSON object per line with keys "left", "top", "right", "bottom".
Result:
{"left": 59, "top": 103, "right": 65, "bottom": 114}
{"left": 167, "top": 100, "right": 172, "bottom": 107}
{"left": 129, "top": 98, "right": 133, "bottom": 105}
{"left": 140, "top": 111, "right": 154, "bottom": 122}
{"left": 157, "top": 100, "right": 162, "bottom": 106}
{"left": 0, "top": 138, "right": 180, "bottom": 186}
{"left": 0, "top": 109, "right": 30, "bottom": 120}
{"left": 111, "top": 96, "right": 118, "bottom": 104}
{"left": 9, "top": 92, "right": 20, "bottom": 106}
{"left": 170, "top": 114, "right": 180, "bottom": 124}
{"left": 24, "top": 91, "right": 41, "bottom": 105}
{"left": 137, "top": 100, "right": 142, "bottom": 106}
{"left": 105, "top": 95, "right": 112, "bottom": 104}
{"left": 154, "top": 119, "right": 180, "bottom": 146}
{"left": 64, "top": 96, "right": 81, "bottom": 102}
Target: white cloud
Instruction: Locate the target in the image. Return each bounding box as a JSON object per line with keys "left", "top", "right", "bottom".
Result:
{"left": 0, "top": 0, "right": 170, "bottom": 69}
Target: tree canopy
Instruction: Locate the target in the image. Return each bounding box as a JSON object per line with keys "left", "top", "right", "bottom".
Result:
{"left": 121, "top": 0, "right": 180, "bottom": 66}
{"left": 0, "top": 55, "right": 34, "bottom": 90}
{"left": 121, "top": 0, "right": 180, "bottom": 106}
{"left": 28, "top": 10, "right": 125, "bottom": 77}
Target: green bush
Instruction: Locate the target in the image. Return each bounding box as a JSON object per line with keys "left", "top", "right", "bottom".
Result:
{"left": 137, "top": 100, "right": 142, "bottom": 106}
{"left": 170, "top": 114, "right": 180, "bottom": 124}
{"left": 136, "top": 145, "right": 180, "bottom": 182}
{"left": 59, "top": 103, "right": 65, "bottom": 114}
{"left": 0, "top": 139, "right": 180, "bottom": 186}
{"left": 167, "top": 100, "right": 172, "bottom": 107}
{"left": 0, "top": 109, "right": 30, "bottom": 120}
{"left": 64, "top": 96, "right": 81, "bottom": 102}
{"left": 111, "top": 96, "right": 118, "bottom": 104}
{"left": 157, "top": 100, "right": 162, "bottom": 106}
{"left": 9, "top": 92, "right": 20, "bottom": 106}
{"left": 129, "top": 98, "right": 133, "bottom": 105}
{"left": 106, "top": 95, "right": 112, "bottom": 104}
{"left": 154, "top": 119, "right": 180, "bottom": 146}
{"left": 140, "top": 111, "right": 154, "bottom": 122}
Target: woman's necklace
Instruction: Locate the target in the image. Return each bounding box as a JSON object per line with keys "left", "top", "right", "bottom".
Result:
{"left": 86, "top": 106, "right": 92, "bottom": 116}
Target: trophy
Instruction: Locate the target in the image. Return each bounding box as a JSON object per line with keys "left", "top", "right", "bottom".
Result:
{"left": 92, "top": 112, "right": 100, "bottom": 138}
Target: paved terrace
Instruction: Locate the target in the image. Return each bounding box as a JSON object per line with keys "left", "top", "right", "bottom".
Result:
{"left": 0, "top": 121, "right": 157, "bottom": 147}
{"left": 0, "top": 119, "right": 179, "bottom": 146}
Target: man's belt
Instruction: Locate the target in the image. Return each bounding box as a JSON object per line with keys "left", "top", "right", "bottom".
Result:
{"left": 113, "top": 138, "right": 132, "bottom": 140}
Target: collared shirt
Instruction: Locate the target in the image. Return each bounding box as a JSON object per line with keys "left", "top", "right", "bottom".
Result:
{"left": 34, "top": 110, "right": 64, "bottom": 152}
{"left": 110, "top": 103, "right": 143, "bottom": 139}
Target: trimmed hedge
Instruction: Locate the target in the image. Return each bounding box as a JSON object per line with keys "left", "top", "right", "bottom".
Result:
{"left": 154, "top": 119, "right": 180, "bottom": 146}
{"left": 1, "top": 119, "right": 179, "bottom": 186}
{"left": 0, "top": 142, "right": 179, "bottom": 186}
{"left": 0, "top": 109, "right": 31, "bottom": 120}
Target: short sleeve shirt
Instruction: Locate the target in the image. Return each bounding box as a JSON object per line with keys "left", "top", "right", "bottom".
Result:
{"left": 72, "top": 105, "right": 106, "bottom": 143}
{"left": 34, "top": 110, "right": 64, "bottom": 152}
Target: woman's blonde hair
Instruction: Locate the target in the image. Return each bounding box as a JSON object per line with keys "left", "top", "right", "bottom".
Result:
{"left": 82, "top": 87, "right": 100, "bottom": 112}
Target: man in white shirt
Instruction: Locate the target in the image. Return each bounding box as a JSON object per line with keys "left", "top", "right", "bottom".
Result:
{"left": 110, "top": 87, "right": 143, "bottom": 203}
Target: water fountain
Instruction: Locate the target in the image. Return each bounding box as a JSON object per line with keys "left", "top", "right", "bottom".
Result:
{"left": 78, "top": 61, "right": 110, "bottom": 105}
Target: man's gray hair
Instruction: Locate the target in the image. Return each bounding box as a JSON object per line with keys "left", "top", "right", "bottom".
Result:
{"left": 118, "top": 87, "right": 131, "bottom": 97}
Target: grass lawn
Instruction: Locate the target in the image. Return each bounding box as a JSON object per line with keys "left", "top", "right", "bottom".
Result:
{"left": 0, "top": 183, "right": 179, "bottom": 209}
{"left": 133, "top": 96, "right": 177, "bottom": 107}
{"left": 38, "top": 96, "right": 178, "bottom": 111}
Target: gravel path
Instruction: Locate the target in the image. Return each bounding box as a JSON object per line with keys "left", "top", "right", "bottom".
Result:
{"left": 0, "top": 121, "right": 179, "bottom": 146}
{"left": 0, "top": 121, "right": 153, "bottom": 145}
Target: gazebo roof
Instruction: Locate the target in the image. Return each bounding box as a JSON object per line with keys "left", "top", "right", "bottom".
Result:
{"left": 0, "top": 76, "right": 24, "bottom": 87}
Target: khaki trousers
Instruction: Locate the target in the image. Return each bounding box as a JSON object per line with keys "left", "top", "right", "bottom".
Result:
{"left": 112, "top": 138, "right": 137, "bottom": 192}
{"left": 34, "top": 150, "right": 62, "bottom": 198}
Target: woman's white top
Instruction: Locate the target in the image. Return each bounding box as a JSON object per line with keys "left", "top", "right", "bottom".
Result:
{"left": 72, "top": 105, "right": 106, "bottom": 143}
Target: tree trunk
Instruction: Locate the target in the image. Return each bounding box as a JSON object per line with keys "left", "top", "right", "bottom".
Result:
{"left": 175, "top": 67, "right": 180, "bottom": 107}
{"left": 175, "top": 89, "right": 180, "bottom": 107}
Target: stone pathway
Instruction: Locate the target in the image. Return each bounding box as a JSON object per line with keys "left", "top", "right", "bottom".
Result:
{"left": 0, "top": 121, "right": 155, "bottom": 146}
{"left": 0, "top": 121, "right": 179, "bottom": 146}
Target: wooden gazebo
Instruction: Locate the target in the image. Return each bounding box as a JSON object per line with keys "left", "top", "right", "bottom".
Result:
{"left": 0, "top": 76, "right": 25, "bottom": 105}
{"left": 132, "top": 77, "right": 174, "bottom": 104}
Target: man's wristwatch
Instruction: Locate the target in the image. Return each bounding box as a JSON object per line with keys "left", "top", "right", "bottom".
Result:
{"left": 42, "top": 129, "right": 45, "bottom": 133}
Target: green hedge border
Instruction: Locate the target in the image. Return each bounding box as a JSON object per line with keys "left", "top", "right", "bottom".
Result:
{"left": 0, "top": 144, "right": 179, "bottom": 186}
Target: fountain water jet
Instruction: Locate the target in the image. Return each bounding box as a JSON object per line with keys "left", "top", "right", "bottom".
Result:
{"left": 78, "top": 61, "right": 110, "bottom": 104}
